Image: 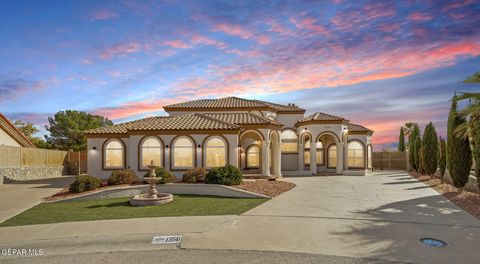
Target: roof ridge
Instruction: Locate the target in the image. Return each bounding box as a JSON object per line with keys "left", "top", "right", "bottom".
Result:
{"left": 193, "top": 113, "right": 240, "bottom": 129}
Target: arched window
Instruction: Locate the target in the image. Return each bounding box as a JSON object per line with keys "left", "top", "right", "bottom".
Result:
{"left": 328, "top": 144, "right": 337, "bottom": 168}
{"left": 205, "top": 137, "right": 227, "bottom": 168}
{"left": 140, "top": 137, "right": 162, "bottom": 169}
{"left": 281, "top": 129, "right": 298, "bottom": 153}
{"left": 246, "top": 145, "right": 260, "bottom": 168}
{"left": 348, "top": 141, "right": 365, "bottom": 168}
{"left": 304, "top": 135, "right": 311, "bottom": 165}
{"left": 172, "top": 137, "right": 194, "bottom": 168}
{"left": 104, "top": 139, "right": 124, "bottom": 169}
{"left": 316, "top": 140, "right": 324, "bottom": 165}
{"left": 368, "top": 145, "right": 372, "bottom": 169}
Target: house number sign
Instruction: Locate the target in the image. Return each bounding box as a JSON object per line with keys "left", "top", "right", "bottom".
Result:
{"left": 151, "top": 235, "right": 183, "bottom": 244}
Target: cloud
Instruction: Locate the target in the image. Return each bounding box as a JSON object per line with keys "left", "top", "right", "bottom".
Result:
{"left": 163, "top": 40, "right": 191, "bottom": 49}
{"left": 290, "top": 17, "right": 329, "bottom": 35}
{"left": 212, "top": 23, "right": 253, "bottom": 39}
{"left": 409, "top": 12, "right": 433, "bottom": 21}
{"left": 88, "top": 9, "right": 118, "bottom": 21}
{"left": 99, "top": 41, "right": 145, "bottom": 59}
{"left": 92, "top": 97, "right": 184, "bottom": 120}
{"left": 0, "top": 77, "right": 45, "bottom": 101}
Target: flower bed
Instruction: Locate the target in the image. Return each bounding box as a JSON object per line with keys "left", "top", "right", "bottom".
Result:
{"left": 409, "top": 171, "right": 480, "bottom": 220}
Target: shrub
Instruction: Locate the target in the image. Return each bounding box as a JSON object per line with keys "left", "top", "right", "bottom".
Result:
{"left": 66, "top": 160, "right": 79, "bottom": 175}
{"left": 205, "top": 164, "right": 242, "bottom": 186}
{"left": 69, "top": 175, "right": 101, "bottom": 193}
{"left": 107, "top": 169, "right": 138, "bottom": 185}
{"left": 413, "top": 136, "right": 422, "bottom": 173}
{"left": 143, "top": 166, "right": 176, "bottom": 184}
{"left": 447, "top": 98, "right": 472, "bottom": 187}
{"left": 408, "top": 124, "right": 420, "bottom": 170}
{"left": 439, "top": 137, "right": 446, "bottom": 177}
{"left": 398, "top": 127, "right": 405, "bottom": 151}
{"left": 421, "top": 122, "right": 438, "bottom": 175}
{"left": 182, "top": 168, "right": 207, "bottom": 183}
{"left": 470, "top": 113, "right": 480, "bottom": 182}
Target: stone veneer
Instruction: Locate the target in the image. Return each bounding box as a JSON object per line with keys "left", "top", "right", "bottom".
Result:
{"left": 0, "top": 166, "right": 66, "bottom": 183}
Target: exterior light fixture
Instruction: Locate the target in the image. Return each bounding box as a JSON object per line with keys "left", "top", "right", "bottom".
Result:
{"left": 197, "top": 144, "right": 201, "bottom": 148}
{"left": 92, "top": 146, "right": 97, "bottom": 150}
{"left": 304, "top": 128, "right": 307, "bottom": 131}
{"left": 165, "top": 145, "right": 169, "bottom": 149}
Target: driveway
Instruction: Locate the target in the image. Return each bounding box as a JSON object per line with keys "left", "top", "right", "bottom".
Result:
{"left": 182, "top": 171, "right": 480, "bottom": 264}
{"left": 0, "top": 176, "right": 74, "bottom": 223}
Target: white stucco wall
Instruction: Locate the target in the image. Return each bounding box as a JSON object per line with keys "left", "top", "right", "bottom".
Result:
{"left": 0, "top": 128, "right": 21, "bottom": 147}
{"left": 87, "top": 134, "right": 238, "bottom": 179}
{"left": 276, "top": 114, "right": 304, "bottom": 128}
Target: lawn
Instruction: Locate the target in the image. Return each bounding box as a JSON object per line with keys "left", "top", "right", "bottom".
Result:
{"left": 0, "top": 195, "right": 269, "bottom": 227}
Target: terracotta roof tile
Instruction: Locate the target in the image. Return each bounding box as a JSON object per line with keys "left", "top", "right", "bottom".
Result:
{"left": 164, "top": 96, "right": 305, "bottom": 112}
{"left": 85, "top": 114, "right": 240, "bottom": 134}
{"left": 346, "top": 122, "right": 373, "bottom": 133}
{"left": 296, "top": 112, "right": 347, "bottom": 124}
{"left": 205, "top": 113, "right": 283, "bottom": 126}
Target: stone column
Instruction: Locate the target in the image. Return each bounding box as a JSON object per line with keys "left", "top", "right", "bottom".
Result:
{"left": 262, "top": 141, "right": 271, "bottom": 177}
{"left": 274, "top": 142, "right": 282, "bottom": 177}
{"left": 336, "top": 142, "right": 344, "bottom": 174}
{"left": 310, "top": 141, "right": 317, "bottom": 175}
{"left": 298, "top": 142, "right": 304, "bottom": 172}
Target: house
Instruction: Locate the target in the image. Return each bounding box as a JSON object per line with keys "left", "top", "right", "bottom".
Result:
{"left": 0, "top": 113, "right": 35, "bottom": 148}
{"left": 85, "top": 97, "right": 373, "bottom": 179}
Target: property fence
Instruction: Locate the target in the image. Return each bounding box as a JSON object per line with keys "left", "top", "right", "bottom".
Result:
{"left": 0, "top": 146, "right": 87, "bottom": 174}
{"left": 372, "top": 151, "right": 408, "bottom": 171}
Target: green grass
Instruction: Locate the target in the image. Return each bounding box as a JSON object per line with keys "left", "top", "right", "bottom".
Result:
{"left": 0, "top": 195, "right": 269, "bottom": 227}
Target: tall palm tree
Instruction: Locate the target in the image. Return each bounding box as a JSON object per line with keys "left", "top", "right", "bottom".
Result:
{"left": 452, "top": 72, "right": 480, "bottom": 139}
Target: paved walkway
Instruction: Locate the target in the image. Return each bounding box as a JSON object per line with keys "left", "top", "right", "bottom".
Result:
{"left": 0, "top": 176, "right": 74, "bottom": 223}
{"left": 1, "top": 171, "right": 479, "bottom": 264}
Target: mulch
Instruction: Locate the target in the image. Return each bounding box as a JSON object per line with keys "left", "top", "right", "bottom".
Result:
{"left": 232, "top": 180, "right": 296, "bottom": 197}
{"left": 409, "top": 171, "right": 480, "bottom": 220}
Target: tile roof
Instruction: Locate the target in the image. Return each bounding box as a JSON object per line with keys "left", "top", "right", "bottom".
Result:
{"left": 164, "top": 96, "right": 305, "bottom": 113}
{"left": 204, "top": 113, "right": 283, "bottom": 126}
{"left": 85, "top": 114, "right": 240, "bottom": 134}
{"left": 0, "top": 113, "right": 35, "bottom": 147}
{"left": 346, "top": 122, "right": 373, "bottom": 133}
{"left": 296, "top": 112, "right": 348, "bottom": 124}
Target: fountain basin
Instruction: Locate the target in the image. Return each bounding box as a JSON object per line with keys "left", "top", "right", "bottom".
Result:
{"left": 129, "top": 193, "right": 173, "bottom": 206}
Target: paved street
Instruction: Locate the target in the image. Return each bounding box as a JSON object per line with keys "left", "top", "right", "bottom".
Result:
{"left": 0, "top": 171, "right": 479, "bottom": 263}
{"left": 0, "top": 176, "right": 74, "bottom": 223}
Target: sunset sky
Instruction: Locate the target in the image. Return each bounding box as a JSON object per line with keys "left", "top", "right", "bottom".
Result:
{"left": 1, "top": 0, "right": 479, "bottom": 150}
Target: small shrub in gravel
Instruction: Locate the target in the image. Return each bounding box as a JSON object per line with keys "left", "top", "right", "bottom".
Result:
{"left": 205, "top": 164, "right": 242, "bottom": 186}
{"left": 143, "top": 166, "right": 176, "bottom": 184}
{"left": 107, "top": 169, "right": 138, "bottom": 185}
{"left": 69, "top": 175, "right": 101, "bottom": 193}
{"left": 182, "top": 168, "right": 207, "bottom": 183}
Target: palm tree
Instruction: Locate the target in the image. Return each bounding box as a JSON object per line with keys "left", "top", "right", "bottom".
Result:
{"left": 403, "top": 122, "right": 416, "bottom": 148}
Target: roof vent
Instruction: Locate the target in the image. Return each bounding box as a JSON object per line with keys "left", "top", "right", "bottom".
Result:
{"left": 288, "top": 103, "right": 292, "bottom": 106}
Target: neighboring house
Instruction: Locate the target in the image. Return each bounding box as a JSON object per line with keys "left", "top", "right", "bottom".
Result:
{"left": 0, "top": 113, "right": 35, "bottom": 148}
{"left": 85, "top": 97, "right": 373, "bottom": 179}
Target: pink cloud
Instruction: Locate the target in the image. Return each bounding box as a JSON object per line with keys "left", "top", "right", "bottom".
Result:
{"left": 257, "top": 35, "right": 271, "bottom": 45}
{"left": 212, "top": 23, "right": 253, "bottom": 39}
{"left": 409, "top": 12, "right": 433, "bottom": 21}
{"left": 93, "top": 97, "right": 184, "bottom": 120}
{"left": 266, "top": 20, "right": 293, "bottom": 35}
{"left": 290, "top": 17, "right": 329, "bottom": 35}
{"left": 163, "top": 40, "right": 191, "bottom": 49}
{"left": 89, "top": 9, "right": 118, "bottom": 21}
{"left": 99, "top": 41, "right": 145, "bottom": 59}
{"left": 379, "top": 23, "right": 401, "bottom": 32}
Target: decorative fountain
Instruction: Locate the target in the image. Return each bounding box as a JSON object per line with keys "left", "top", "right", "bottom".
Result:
{"left": 129, "top": 161, "right": 173, "bottom": 206}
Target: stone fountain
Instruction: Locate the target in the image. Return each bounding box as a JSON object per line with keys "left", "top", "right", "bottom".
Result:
{"left": 129, "top": 161, "right": 173, "bottom": 206}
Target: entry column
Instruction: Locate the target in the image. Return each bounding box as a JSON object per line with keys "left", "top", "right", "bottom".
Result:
{"left": 262, "top": 141, "right": 271, "bottom": 177}
{"left": 336, "top": 142, "right": 344, "bottom": 174}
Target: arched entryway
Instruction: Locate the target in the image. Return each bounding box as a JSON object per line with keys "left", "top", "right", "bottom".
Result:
{"left": 239, "top": 130, "right": 263, "bottom": 175}
{"left": 316, "top": 131, "right": 343, "bottom": 174}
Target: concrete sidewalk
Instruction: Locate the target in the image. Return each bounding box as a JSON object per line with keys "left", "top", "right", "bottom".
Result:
{"left": 0, "top": 176, "right": 74, "bottom": 223}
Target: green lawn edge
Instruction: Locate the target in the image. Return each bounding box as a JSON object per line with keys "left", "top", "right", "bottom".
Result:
{"left": 0, "top": 194, "right": 269, "bottom": 227}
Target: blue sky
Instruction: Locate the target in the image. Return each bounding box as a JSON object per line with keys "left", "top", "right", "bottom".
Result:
{"left": 0, "top": 0, "right": 479, "bottom": 149}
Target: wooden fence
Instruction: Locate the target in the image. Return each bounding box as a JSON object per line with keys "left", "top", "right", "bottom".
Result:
{"left": 0, "top": 146, "right": 87, "bottom": 174}
{"left": 372, "top": 151, "right": 408, "bottom": 171}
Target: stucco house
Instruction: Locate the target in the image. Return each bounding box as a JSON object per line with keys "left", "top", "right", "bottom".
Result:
{"left": 85, "top": 97, "right": 373, "bottom": 179}
{"left": 0, "top": 113, "right": 35, "bottom": 148}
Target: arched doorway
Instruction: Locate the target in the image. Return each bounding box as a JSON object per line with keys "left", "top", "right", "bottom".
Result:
{"left": 317, "top": 131, "right": 342, "bottom": 174}
{"left": 239, "top": 130, "right": 264, "bottom": 174}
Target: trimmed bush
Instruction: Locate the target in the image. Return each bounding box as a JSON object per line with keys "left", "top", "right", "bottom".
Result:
{"left": 413, "top": 136, "right": 422, "bottom": 173}
{"left": 408, "top": 124, "right": 420, "bottom": 170}
{"left": 398, "top": 127, "right": 405, "bottom": 151}
{"left": 439, "top": 137, "right": 446, "bottom": 177}
{"left": 447, "top": 98, "right": 472, "bottom": 187}
{"left": 143, "top": 166, "right": 176, "bottom": 184}
{"left": 421, "top": 122, "right": 438, "bottom": 175}
{"left": 107, "top": 169, "right": 138, "bottom": 185}
{"left": 205, "top": 164, "right": 242, "bottom": 186}
{"left": 69, "top": 175, "right": 101, "bottom": 193}
{"left": 182, "top": 168, "right": 207, "bottom": 183}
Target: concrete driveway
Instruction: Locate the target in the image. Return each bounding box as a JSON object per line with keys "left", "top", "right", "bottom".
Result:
{"left": 0, "top": 176, "right": 74, "bottom": 223}
{"left": 182, "top": 171, "right": 480, "bottom": 264}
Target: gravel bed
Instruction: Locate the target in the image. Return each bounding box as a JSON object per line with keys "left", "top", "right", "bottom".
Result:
{"left": 232, "top": 180, "right": 296, "bottom": 197}
{"left": 410, "top": 171, "right": 480, "bottom": 220}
